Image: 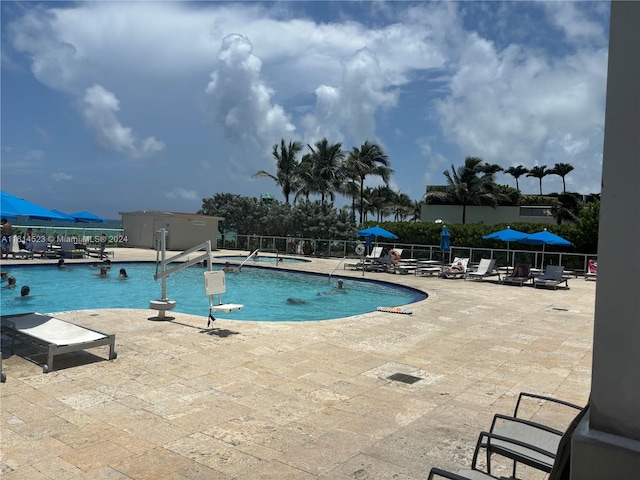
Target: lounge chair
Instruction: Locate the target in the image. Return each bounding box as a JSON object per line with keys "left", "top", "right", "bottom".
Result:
{"left": 439, "top": 257, "right": 469, "bottom": 279}
{"left": 501, "top": 263, "right": 532, "bottom": 286}
{"left": 30, "top": 241, "right": 60, "bottom": 259}
{"left": 0, "top": 312, "right": 117, "bottom": 373}
{"left": 585, "top": 259, "right": 597, "bottom": 281}
{"left": 204, "top": 271, "right": 243, "bottom": 326}
{"left": 85, "top": 242, "right": 114, "bottom": 259}
{"left": 60, "top": 241, "right": 86, "bottom": 259}
{"left": 465, "top": 259, "right": 500, "bottom": 282}
{"left": 428, "top": 393, "right": 588, "bottom": 480}
{"left": 534, "top": 265, "right": 569, "bottom": 290}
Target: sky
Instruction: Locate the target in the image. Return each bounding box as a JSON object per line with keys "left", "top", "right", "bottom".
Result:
{"left": 1, "top": 1, "right": 610, "bottom": 220}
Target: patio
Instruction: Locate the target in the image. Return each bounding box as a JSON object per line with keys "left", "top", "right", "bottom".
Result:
{"left": 0, "top": 249, "right": 594, "bottom": 479}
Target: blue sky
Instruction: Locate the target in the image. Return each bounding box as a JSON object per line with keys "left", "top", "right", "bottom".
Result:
{"left": 1, "top": 1, "right": 610, "bottom": 220}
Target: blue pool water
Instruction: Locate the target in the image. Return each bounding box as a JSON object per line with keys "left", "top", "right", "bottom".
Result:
{"left": 0, "top": 263, "right": 426, "bottom": 322}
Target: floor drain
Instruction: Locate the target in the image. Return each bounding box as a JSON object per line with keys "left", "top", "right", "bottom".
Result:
{"left": 388, "top": 373, "right": 422, "bottom": 384}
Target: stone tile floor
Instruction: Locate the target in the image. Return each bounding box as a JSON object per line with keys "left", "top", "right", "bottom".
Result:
{"left": 1, "top": 249, "right": 594, "bottom": 479}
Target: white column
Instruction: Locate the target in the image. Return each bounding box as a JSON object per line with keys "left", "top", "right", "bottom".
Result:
{"left": 572, "top": 1, "right": 640, "bottom": 477}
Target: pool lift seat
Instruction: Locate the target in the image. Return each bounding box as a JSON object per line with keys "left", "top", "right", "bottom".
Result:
{"left": 205, "top": 271, "right": 244, "bottom": 326}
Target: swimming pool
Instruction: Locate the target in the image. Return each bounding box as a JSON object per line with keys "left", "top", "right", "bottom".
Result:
{"left": 214, "top": 255, "right": 310, "bottom": 264}
{"left": 0, "top": 263, "right": 426, "bottom": 322}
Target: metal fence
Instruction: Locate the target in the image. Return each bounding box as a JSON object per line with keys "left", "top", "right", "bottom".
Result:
{"left": 12, "top": 226, "right": 596, "bottom": 274}
{"left": 225, "top": 234, "right": 597, "bottom": 275}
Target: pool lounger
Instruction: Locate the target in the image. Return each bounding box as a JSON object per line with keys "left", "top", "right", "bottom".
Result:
{"left": 0, "top": 312, "right": 117, "bottom": 373}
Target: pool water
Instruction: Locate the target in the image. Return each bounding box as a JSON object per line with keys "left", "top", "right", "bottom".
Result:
{"left": 0, "top": 263, "right": 426, "bottom": 322}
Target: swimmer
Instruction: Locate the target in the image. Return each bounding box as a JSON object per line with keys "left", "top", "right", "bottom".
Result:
{"left": 58, "top": 258, "right": 67, "bottom": 269}
{"left": 118, "top": 268, "right": 128, "bottom": 278}
{"left": 222, "top": 262, "right": 235, "bottom": 273}
{"left": 20, "top": 285, "right": 30, "bottom": 297}
{"left": 286, "top": 297, "right": 307, "bottom": 304}
{"left": 95, "top": 266, "right": 109, "bottom": 277}
{"left": 6, "top": 276, "right": 17, "bottom": 288}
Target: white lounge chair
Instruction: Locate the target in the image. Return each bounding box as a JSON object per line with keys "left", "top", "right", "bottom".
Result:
{"left": 534, "top": 265, "right": 569, "bottom": 290}
{"left": 439, "top": 257, "right": 469, "bottom": 279}
{"left": 0, "top": 312, "right": 117, "bottom": 373}
{"left": 465, "top": 258, "right": 500, "bottom": 281}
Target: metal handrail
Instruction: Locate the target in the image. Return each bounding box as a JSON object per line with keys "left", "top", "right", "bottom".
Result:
{"left": 328, "top": 256, "right": 348, "bottom": 282}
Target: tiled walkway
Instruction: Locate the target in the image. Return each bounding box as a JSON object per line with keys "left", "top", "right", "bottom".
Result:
{"left": 1, "top": 249, "right": 595, "bottom": 479}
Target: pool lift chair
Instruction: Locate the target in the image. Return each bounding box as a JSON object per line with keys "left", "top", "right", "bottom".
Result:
{"left": 151, "top": 228, "right": 243, "bottom": 324}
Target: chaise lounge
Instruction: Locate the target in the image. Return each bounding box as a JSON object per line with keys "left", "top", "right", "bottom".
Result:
{"left": 0, "top": 312, "right": 117, "bottom": 373}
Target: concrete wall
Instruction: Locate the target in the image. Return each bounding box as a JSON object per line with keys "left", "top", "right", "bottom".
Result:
{"left": 420, "top": 204, "right": 555, "bottom": 225}
{"left": 120, "top": 211, "right": 222, "bottom": 251}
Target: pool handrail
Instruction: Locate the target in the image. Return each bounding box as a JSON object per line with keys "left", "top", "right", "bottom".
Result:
{"left": 239, "top": 248, "right": 260, "bottom": 269}
{"left": 329, "top": 256, "right": 348, "bottom": 282}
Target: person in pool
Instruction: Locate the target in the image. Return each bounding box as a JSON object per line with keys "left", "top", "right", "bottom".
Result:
{"left": 222, "top": 262, "right": 235, "bottom": 273}
{"left": 317, "top": 280, "right": 347, "bottom": 296}
{"left": 57, "top": 258, "right": 67, "bottom": 269}
{"left": 20, "top": 285, "right": 30, "bottom": 297}
{"left": 5, "top": 276, "right": 17, "bottom": 289}
{"left": 95, "top": 266, "right": 109, "bottom": 277}
{"left": 118, "top": 268, "right": 128, "bottom": 279}
{"left": 286, "top": 297, "right": 307, "bottom": 304}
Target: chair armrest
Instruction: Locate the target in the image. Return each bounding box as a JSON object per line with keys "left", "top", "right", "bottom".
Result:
{"left": 473, "top": 430, "right": 557, "bottom": 471}
{"left": 490, "top": 413, "right": 564, "bottom": 436}
{"left": 428, "top": 467, "right": 493, "bottom": 480}
{"left": 514, "top": 392, "right": 583, "bottom": 417}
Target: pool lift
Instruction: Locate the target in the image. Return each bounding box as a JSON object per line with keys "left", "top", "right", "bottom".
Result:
{"left": 150, "top": 228, "right": 243, "bottom": 324}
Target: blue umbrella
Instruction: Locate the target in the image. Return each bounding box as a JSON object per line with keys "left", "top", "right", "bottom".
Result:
{"left": 519, "top": 229, "right": 573, "bottom": 268}
{"left": 483, "top": 227, "right": 528, "bottom": 266}
{"left": 356, "top": 226, "right": 398, "bottom": 239}
{"left": 0, "top": 191, "right": 71, "bottom": 221}
{"left": 51, "top": 209, "right": 77, "bottom": 222}
{"left": 440, "top": 226, "right": 451, "bottom": 253}
{"left": 357, "top": 226, "right": 397, "bottom": 256}
{"left": 69, "top": 210, "right": 107, "bottom": 223}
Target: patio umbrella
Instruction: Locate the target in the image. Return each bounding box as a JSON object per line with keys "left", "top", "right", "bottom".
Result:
{"left": 518, "top": 228, "right": 573, "bottom": 269}
{"left": 69, "top": 210, "right": 107, "bottom": 223}
{"left": 356, "top": 225, "right": 397, "bottom": 256}
{"left": 356, "top": 225, "right": 398, "bottom": 239}
{"left": 0, "top": 191, "right": 71, "bottom": 221}
{"left": 440, "top": 225, "right": 451, "bottom": 265}
{"left": 51, "top": 209, "right": 77, "bottom": 222}
{"left": 482, "top": 226, "right": 528, "bottom": 266}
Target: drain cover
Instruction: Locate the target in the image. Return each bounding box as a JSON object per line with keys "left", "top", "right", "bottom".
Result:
{"left": 388, "top": 373, "right": 422, "bottom": 384}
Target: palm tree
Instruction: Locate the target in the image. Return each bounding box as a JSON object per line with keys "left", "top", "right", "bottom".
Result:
{"left": 527, "top": 165, "right": 549, "bottom": 195}
{"left": 252, "top": 139, "right": 303, "bottom": 204}
{"left": 504, "top": 165, "right": 529, "bottom": 191}
{"left": 343, "top": 141, "right": 393, "bottom": 224}
{"left": 550, "top": 163, "right": 574, "bottom": 193}
{"left": 306, "top": 138, "right": 345, "bottom": 204}
{"left": 424, "top": 156, "right": 498, "bottom": 224}
{"left": 392, "top": 192, "right": 413, "bottom": 221}
{"left": 293, "top": 153, "right": 315, "bottom": 202}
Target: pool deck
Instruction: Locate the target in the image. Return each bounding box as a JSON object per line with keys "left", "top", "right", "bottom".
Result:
{"left": 1, "top": 249, "right": 594, "bottom": 479}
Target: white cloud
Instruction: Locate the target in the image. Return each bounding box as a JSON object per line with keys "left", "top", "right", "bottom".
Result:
{"left": 303, "top": 48, "right": 398, "bottom": 145}
{"left": 164, "top": 188, "right": 199, "bottom": 201}
{"left": 51, "top": 172, "right": 73, "bottom": 182}
{"left": 205, "top": 34, "right": 295, "bottom": 152}
{"left": 81, "top": 84, "right": 165, "bottom": 159}
{"left": 434, "top": 29, "right": 607, "bottom": 194}
{"left": 543, "top": 2, "right": 606, "bottom": 46}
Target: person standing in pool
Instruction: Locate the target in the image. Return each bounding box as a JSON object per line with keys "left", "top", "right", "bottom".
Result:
{"left": 20, "top": 285, "right": 30, "bottom": 297}
{"left": 118, "top": 268, "right": 128, "bottom": 278}
{"left": 58, "top": 258, "right": 67, "bottom": 269}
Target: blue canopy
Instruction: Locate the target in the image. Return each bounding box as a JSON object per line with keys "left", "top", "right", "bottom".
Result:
{"left": 69, "top": 210, "right": 107, "bottom": 223}
{"left": 483, "top": 227, "right": 528, "bottom": 265}
{"left": 0, "top": 191, "right": 71, "bottom": 221}
{"left": 519, "top": 229, "right": 573, "bottom": 268}
{"left": 356, "top": 226, "right": 398, "bottom": 239}
{"left": 520, "top": 229, "right": 573, "bottom": 247}
{"left": 51, "top": 209, "right": 77, "bottom": 222}
{"left": 482, "top": 227, "right": 528, "bottom": 243}
{"left": 440, "top": 226, "right": 451, "bottom": 253}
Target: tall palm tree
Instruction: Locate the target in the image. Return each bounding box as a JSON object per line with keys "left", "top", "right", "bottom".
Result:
{"left": 527, "top": 165, "right": 549, "bottom": 195}
{"left": 369, "top": 185, "right": 395, "bottom": 222}
{"left": 505, "top": 165, "right": 529, "bottom": 191}
{"left": 424, "top": 156, "right": 498, "bottom": 224}
{"left": 344, "top": 141, "right": 393, "bottom": 224}
{"left": 306, "top": 138, "right": 345, "bottom": 204}
{"left": 293, "top": 153, "right": 315, "bottom": 202}
{"left": 550, "top": 162, "right": 574, "bottom": 193}
{"left": 252, "top": 139, "right": 303, "bottom": 204}
{"left": 392, "top": 192, "right": 413, "bottom": 221}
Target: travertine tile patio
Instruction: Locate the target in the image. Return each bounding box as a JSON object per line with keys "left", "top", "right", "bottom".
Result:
{"left": 1, "top": 249, "right": 595, "bottom": 479}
